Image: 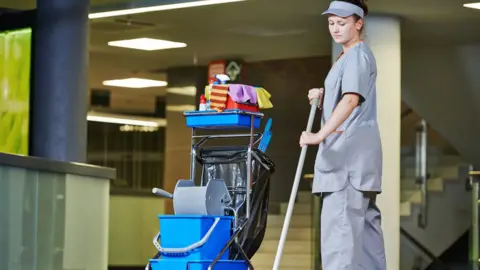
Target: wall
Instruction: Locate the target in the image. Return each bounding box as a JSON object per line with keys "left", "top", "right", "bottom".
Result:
{"left": 402, "top": 42, "right": 480, "bottom": 164}
{"left": 242, "top": 56, "right": 331, "bottom": 205}
{"left": 108, "top": 196, "right": 165, "bottom": 267}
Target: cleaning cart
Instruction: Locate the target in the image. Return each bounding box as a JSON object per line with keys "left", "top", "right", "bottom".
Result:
{"left": 147, "top": 79, "right": 275, "bottom": 270}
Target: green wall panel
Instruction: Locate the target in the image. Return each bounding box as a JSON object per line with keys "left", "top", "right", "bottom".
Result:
{"left": 0, "top": 28, "right": 31, "bottom": 155}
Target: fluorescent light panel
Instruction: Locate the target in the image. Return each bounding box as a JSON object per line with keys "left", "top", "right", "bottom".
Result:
{"left": 464, "top": 2, "right": 480, "bottom": 9}
{"left": 166, "top": 86, "right": 197, "bottom": 96}
{"left": 87, "top": 112, "right": 167, "bottom": 127}
{"left": 88, "top": 115, "right": 161, "bottom": 127}
{"left": 108, "top": 38, "right": 187, "bottom": 51}
{"left": 103, "top": 78, "right": 167, "bottom": 88}
{"left": 89, "top": 0, "right": 247, "bottom": 19}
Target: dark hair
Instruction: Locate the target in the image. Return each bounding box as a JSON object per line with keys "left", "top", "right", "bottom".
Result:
{"left": 337, "top": 0, "right": 368, "bottom": 34}
{"left": 339, "top": 0, "right": 369, "bottom": 18}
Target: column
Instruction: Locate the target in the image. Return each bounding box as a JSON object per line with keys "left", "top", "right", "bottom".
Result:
{"left": 163, "top": 66, "right": 207, "bottom": 214}
{"left": 31, "top": 0, "right": 90, "bottom": 162}
{"left": 332, "top": 15, "right": 401, "bottom": 270}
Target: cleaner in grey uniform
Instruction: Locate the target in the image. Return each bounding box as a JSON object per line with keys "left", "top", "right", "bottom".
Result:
{"left": 299, "top": 0, "right": 387, "bottom": 269}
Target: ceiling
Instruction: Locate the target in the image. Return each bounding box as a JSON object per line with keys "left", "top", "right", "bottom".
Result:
{"left": 2, "top": 0, "right": 480, "bottom": 110}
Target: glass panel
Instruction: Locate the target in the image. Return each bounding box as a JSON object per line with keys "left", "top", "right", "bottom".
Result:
{"left": 87, "top": 121, "right": 165, "bottom": 192}
{"left": 0, "top": 165, "right": 38, "bottom": 270}
{"left": 35, "top": 171, "right": 66, "bottom": 270}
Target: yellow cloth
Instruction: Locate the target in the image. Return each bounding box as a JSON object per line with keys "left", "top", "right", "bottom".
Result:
{"left": 255, "top": 87, "right": 273, "bottom": 109}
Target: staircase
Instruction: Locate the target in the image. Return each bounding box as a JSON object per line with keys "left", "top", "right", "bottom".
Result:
{"left": 252, "top": 191, "right": 315, "bottom": 270}
{"left": 400, "top": 150, "right": 472, "bottom": 269}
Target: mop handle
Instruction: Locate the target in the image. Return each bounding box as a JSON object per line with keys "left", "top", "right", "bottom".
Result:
{"left": 273, "top": 96, "right": 320, "bottom": 270}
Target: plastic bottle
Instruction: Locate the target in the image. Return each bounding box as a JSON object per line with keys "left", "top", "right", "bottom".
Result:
{"left": 199, "top": 94, "right": 207, "bottom": 111}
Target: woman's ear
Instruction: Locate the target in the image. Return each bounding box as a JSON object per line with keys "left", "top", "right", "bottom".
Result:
{"left": 356, "top": 19, "right": 364, "bottom": 31}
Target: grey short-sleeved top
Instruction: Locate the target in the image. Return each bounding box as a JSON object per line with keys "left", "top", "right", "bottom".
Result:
{"left": 312, "top": 41, "right": 383, "bottom": 193}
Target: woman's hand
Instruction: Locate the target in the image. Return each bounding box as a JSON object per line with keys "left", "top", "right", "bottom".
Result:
{"left": 299, "top": 131, "right": 323, "bottom": 147}
{"left": 308, "top": 88, "right": 324, "bottom": 105}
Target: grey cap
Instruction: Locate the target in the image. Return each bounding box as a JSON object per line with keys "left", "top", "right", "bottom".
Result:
{"left": 322, "top": 1, "right": 364, "bottom": 18}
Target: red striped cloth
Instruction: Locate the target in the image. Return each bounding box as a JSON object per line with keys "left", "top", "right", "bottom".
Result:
{"left": 209, "top": 85, "right": 229, "bottom": 112}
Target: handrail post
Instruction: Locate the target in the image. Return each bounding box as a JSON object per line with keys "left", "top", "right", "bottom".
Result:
{"left": 416, "top": 119, "right": 428, "bottom": 228}
{"left": 470, "top": 165, "right": 480, "bottom": 270}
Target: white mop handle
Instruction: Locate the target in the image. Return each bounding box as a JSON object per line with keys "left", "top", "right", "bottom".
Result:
{"left": 272, "top": 97, "right": 319, "bottom": 270}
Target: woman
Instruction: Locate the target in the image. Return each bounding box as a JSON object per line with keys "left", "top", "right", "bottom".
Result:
{"left": 299, "top": 0, "right": 387, "bottom": 269}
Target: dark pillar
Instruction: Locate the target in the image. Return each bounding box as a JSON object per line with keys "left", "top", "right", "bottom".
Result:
{"left": 31, "top": 0, "right": 90, "bottom": 162}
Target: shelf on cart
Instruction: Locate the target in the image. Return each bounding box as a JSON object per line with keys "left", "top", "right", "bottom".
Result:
{"left": 184, "top": 110, "right": 263, "bottom": 130}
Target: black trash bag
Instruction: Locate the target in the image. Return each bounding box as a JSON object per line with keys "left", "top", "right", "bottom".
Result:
{"left": 197, "top": 146, "right": 275, "bottom": 259}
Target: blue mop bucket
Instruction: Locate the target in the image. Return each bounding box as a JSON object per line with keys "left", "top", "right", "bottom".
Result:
{"left": 154, "top": 215, "right": 233, "bottom": 261}
{"left": 149, "top": 259, "right": 248, "bottom": 270}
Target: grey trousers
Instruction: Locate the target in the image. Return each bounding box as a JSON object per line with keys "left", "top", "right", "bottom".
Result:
{"left": 320, "top": 183, "right": 387, "bottom": 270}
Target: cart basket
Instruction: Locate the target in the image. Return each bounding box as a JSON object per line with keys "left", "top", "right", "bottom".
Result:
{"left": 196, "top": 146, "right": 275, "bottom": 259}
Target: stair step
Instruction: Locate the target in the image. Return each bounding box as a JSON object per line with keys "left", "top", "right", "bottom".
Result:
{"left": 266, "top": 214, "right": 312, "bottom": 228}
{"left": 401, "top": 190, "right": 422, "bottom": 204}
{"left": 401, "top": 177, "right": 444, "bottom": 191}
{"left": 402, "top": 154, "right": 465, "bottom": 167}
{"left": 264, "top": 227, "right": 312, "bottom": 241}
{"left": 400, "top": 201, "right": 412, "bottom": 216}
{"left": 403, "top": 165, "right": 459, "bottom": 179}
{"left": 297, "top": 191, "right": 312, "bottom": 203}
{"left": 280, "top": 202, "right": 312, "bottom": 215}
{"left": 251, "top": 253, "right": 312, "bottom": 268}
{"left": 257, "top": 239, "right": 313, "bottom": 254}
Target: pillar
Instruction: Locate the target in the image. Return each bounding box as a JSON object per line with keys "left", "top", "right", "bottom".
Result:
{"left": 332, "top": 15, "right": 401, "bottom": 270}
{"left": 163, "top": 66, "right": 207, "bottom": 214}
{"left": 31, "top": 0, "right": 90, "bottom": 162}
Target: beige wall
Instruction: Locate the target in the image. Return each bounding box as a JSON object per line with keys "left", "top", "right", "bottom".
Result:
{"left": 108, "top": 196, "right": 165, "bottom": 266}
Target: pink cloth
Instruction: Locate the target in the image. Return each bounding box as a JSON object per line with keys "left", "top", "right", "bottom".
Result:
{"left": 228, "top": 84, "right": 257, "bottom": 104}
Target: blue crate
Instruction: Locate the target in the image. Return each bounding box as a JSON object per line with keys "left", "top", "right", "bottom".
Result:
{"left": 184, "top": 110, "right": 262, "bottom": 130}
{"left": 157, "top": 215, "right": 233, "bottom": 261}
{"left": 149, "top": 259, "right": 248, "bottom": 270}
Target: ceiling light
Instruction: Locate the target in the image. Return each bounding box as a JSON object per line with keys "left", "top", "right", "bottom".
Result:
{"left": 87, "top": 111, "right": 167, "bottom": 127}
{"left": 89, "top": 0, "right": 247, "bottom": 19}
{"left": 166, "top": 104, "right": 197, "bottom": 112}
{"left": 103, "top": 78, "right": 167, "bottom": 88}
{"left": 464, "top": 2, "right": 480, "bottom": 9}
{"left": 166, "top": 86, "right": 197, "bottom": 96}
{"left": 108, "top": 38, "right": 187, "bottom": 51}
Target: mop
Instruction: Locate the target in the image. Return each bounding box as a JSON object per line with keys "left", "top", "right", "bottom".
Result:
{"left": 273, "top": 96, "right": 321, "bottom": 270}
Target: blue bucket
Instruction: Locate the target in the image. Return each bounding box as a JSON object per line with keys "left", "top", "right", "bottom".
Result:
{"left": 149, "top": 259, "right": 248, "bottom": 270}
{"left": 156, "top": 215, "right": 233, "bottom": 261}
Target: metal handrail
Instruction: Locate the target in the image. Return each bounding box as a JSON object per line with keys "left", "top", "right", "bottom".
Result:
{"left": 400, "top": 227, "right": 450, "bottom": 269}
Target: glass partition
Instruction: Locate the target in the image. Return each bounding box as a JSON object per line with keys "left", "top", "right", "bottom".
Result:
{"left": 0, "top": 164, "right": 109, "bottom": 270}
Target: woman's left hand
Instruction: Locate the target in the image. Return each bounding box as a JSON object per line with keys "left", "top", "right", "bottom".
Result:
{"left": 299, "top": 131, "right": 323, "bottom": 147}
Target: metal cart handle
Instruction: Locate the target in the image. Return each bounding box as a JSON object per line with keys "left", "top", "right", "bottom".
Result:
{"left": 152, "top": 217, "right": 220, "bottom": 254}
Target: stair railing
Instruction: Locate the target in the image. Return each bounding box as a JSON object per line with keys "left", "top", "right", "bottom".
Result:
{"left": 470, "top": 166, "right": 480, "bottom": 270}
{"left": 415, "top": 119, "right": 429, "bottom": 228}
{"left": 400, "top": 227, "right": 451, "bottom": 269}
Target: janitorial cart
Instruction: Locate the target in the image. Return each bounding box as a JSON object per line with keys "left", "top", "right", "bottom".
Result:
{"left": 147, "top": 77, "right": 275, "bottom": 269}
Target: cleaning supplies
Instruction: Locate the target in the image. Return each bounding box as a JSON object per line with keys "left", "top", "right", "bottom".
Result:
{"left": 199, "top": 94, "right": 207, "bottom": 111}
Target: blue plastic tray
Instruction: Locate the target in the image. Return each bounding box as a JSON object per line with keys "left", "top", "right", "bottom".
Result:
{"left": 184, "top": 110, "right": 262, "bottom": 130}
{"left": 149, "top": 259, "right": 248, "bottom": 270}
{"left": 157, "top": 215, "right": 233, "bottom": 261}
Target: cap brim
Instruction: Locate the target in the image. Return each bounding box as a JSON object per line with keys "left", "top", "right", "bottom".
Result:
{"left": 321, "top": 8, "right": 355, "bottom": 17}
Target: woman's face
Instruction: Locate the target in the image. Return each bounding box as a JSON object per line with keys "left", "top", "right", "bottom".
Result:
{"left": 328, "top": 15, "right": 362, "bottom": 44}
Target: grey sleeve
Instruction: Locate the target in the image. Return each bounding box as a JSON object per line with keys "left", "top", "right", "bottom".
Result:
{"left": 341, "top": 50, "right": 370, "bottom": 102}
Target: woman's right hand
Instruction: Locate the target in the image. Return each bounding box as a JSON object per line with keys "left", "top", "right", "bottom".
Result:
{"left": 308, "top": 88, "right": 324, "bottom": 105}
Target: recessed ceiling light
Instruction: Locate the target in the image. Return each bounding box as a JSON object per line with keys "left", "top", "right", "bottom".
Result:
{"left": 108, "top": 38, "right": 187, "bottom": 51}
{"left": 89, "top": 0, "right": 247, "bottom": 19}
{"left": 103, "top": 78, "right": 168, "bottom": 88}
{"left": 464, "top": 2, "right": 480, "bottom": 9}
